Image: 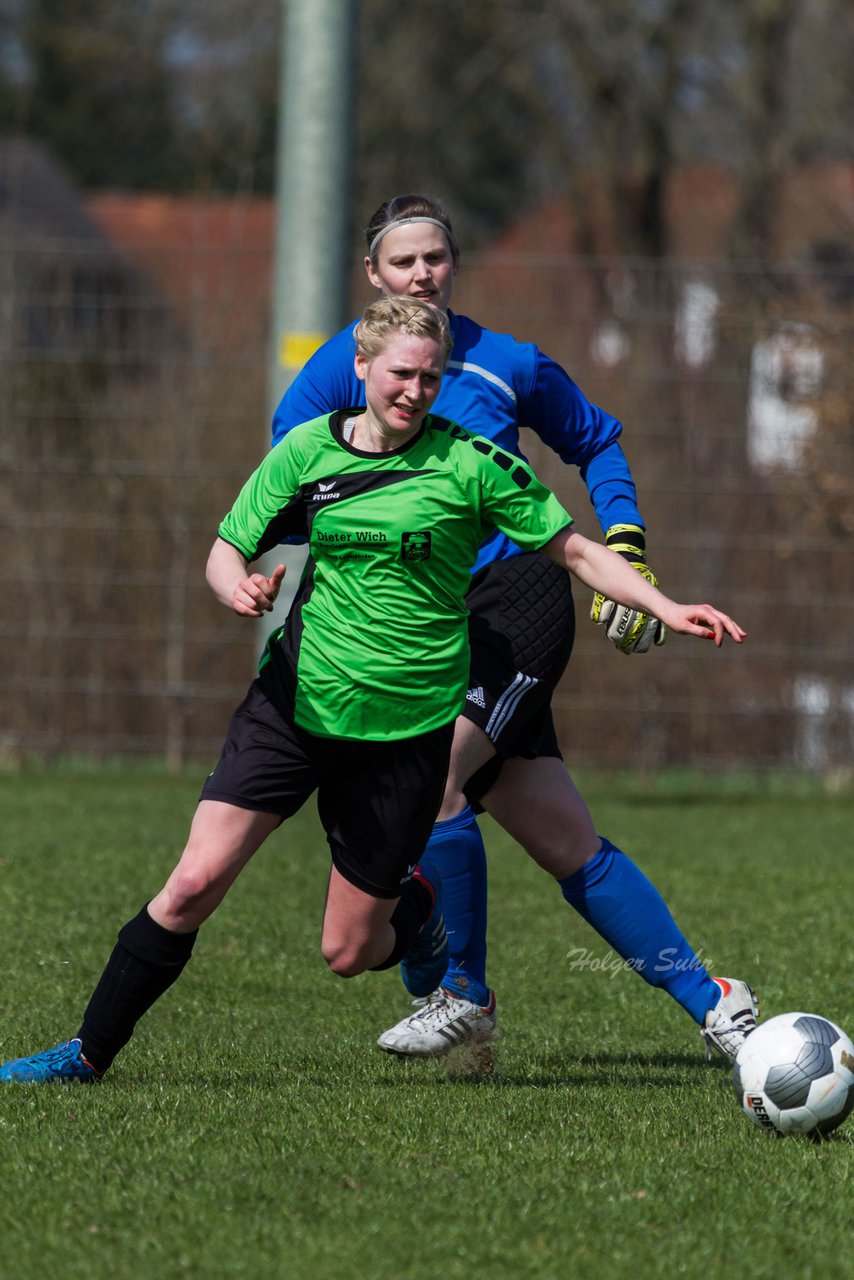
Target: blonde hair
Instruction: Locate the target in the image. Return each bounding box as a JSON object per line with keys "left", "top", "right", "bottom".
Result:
{"left": 353, "top": 296, "right": 452, "bottom": 363}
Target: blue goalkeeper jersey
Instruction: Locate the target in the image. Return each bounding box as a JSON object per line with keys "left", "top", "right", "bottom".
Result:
{"left": 272, "top": 309, "right": 643, "bottom": 573}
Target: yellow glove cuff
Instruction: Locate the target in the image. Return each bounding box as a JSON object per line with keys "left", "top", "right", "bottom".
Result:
{"left": 605, "top": 523, "right": 646, "bottom": 562}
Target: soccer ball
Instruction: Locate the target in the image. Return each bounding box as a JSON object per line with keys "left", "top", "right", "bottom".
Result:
{"left": 733, "top": 1012, "right": 854, "bottom": 1137}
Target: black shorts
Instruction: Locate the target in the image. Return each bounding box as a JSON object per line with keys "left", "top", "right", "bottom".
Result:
{"left": 201, "top": 680, "right": 454, "bottom": 898}
{"left": 462, "top": 553, "right": 575, "bottom": 801}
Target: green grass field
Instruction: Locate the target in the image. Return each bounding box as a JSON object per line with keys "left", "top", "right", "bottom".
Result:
{"left": 1, "top": 767, "right": 852, "bottom": 1280}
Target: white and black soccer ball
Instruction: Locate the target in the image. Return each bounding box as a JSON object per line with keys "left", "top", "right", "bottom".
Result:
{"left": 733, "top": 1012, "right": 854, "bottom": 1137}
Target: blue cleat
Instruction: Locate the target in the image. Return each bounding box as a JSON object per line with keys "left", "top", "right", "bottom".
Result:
{"left": 0, "top": 1038, "right": 101, "bottom": 1084}
{"left": 400, "top": 866, "right": 449, "bottom": 998}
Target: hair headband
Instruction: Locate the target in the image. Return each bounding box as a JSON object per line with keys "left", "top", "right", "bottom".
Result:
{"left": 368, "top": 216, "right": 453, "bottom": 259}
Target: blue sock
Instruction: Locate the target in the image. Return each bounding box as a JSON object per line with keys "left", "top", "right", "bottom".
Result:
{"left": 558, "top": 838, "right": 719, "bottom": 1024}
{"left": 419, "top": 806, "right": 490, "bottom": 1006}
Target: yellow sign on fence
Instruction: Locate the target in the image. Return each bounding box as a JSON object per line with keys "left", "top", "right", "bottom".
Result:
{"left": 279, "top": 332, "right": 327, "bottom": 369}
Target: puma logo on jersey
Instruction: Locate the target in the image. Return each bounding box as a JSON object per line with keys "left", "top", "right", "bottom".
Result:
{"left": 466, "top": 686, "right": 487, "bottom": 708}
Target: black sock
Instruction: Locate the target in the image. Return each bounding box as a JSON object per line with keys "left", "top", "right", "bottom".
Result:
{"left": 370, "top": 876, "right": 433, "bottom": 971}
{"left": 77, "top": 904, "right": 198, "bottom": 1073}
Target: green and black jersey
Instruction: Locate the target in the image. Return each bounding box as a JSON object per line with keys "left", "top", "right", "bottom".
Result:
{"left": 218, "top": 412, "right": 573, "bottom": 741}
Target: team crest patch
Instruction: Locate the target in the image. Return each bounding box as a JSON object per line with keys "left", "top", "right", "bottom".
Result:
{"left": 401, "top": 531, "right": 431, "bottom": 561}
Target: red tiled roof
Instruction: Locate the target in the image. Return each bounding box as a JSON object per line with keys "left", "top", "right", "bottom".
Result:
{"left": 86, "top": 193, "right": 275, "bottom": 352}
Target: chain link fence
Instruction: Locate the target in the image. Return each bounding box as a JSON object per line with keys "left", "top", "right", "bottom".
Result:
{"left": 1, "top": 213, "right": 851, "bottom": 775}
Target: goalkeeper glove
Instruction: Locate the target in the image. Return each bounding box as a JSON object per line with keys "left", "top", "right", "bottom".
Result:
{"left": 590, "top": 523, "right": 668, "bottom": 654}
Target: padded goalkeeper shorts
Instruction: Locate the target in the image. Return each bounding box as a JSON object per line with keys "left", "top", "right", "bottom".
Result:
{"left": 461, "top": 552, "right": 575, "bottom": 801}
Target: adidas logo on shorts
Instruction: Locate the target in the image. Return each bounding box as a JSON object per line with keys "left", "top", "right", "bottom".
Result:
{"left": 466, "top": 686, "right": 487, "bottom": 709}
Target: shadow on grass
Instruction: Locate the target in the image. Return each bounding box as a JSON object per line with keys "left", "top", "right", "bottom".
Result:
{"left": 135, "top": 1046, "right": 722, "bottom": 1092}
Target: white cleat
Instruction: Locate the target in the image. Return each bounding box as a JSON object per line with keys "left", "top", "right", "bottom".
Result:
{"left": 701, "top": 976, "right": 760, "bottom": 1062}
{"left": 377, "top": 987, "right": 498, "bottom": 1058}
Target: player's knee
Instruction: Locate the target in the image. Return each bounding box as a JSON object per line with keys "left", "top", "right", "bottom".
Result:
{"left": 523, "top": 829, "right": 601, "bottom": 879}
{"left": 322, "top": 935, "right": 371, "bottom": 979}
